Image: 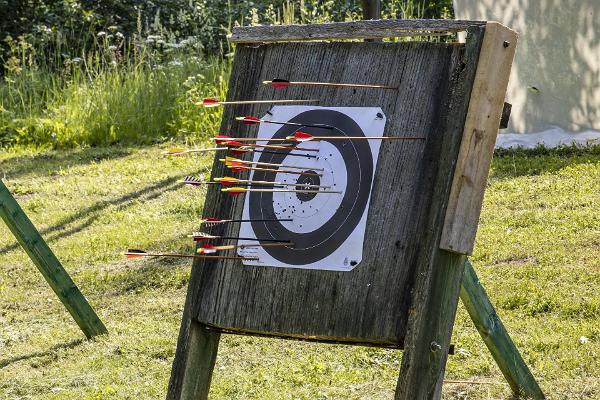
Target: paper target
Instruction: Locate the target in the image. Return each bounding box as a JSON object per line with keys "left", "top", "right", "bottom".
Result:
{"left": 237, "top": 106, "right": 385, "bottom": 271}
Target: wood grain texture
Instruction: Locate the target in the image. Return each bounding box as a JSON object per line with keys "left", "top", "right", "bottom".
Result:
{"left": 231, "top": 19, "right": 486, "bottom": 43}
{"left": 440, "top": 22, "right": 518, "bottom": 255}
{"left": 182, "top": 39, "right": 479, "bottom": 347}
{"left": 460, "top": 260, "right": 544, "bottom": 398}
{"left": 0, "top": 179, "right": 107, "bottom": 339}
{"left": 394, "top": 26, "right": 485, "bottom": 400}
{"left": 178, "top": 322, "right": 221, "bottom": 400}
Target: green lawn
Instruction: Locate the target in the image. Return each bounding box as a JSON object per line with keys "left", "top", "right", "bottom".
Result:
{"left": 0, "top": 145, "right": 598, "bottom": 399}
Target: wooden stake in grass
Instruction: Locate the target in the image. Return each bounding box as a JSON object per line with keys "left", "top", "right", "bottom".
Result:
{"left": 199, "top": 97, "right": 320, "bottom": 108}
{"left": 263, "top": 78, "right": 398, "bottom": 90}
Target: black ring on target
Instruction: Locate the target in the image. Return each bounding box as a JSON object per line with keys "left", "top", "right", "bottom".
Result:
{"left": 249, "top": 109, "right": 374, "bottom": 265}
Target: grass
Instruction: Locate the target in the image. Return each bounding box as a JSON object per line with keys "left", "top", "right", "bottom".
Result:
{"left": 0, "top": 145, "right": 598, "bottom": 399}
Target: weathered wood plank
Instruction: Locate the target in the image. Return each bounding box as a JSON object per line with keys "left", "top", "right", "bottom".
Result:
{"left": 177, "top": 322, "right": 221, "bottom": 400}
{"left": 231, "top": 19, "right": 486, "bottom": 43}
{"left": 394, "top": 26, "right": 486, "bottom": 400}
{"left": 460, "top": 260, "right": 545, "bottom": 399}
{"left": 0, "top": 179, "right": 107, "bottom": 339}
{"left": 184, "top": 39, "right": 478, "bottom": 346}
{"left": 440, "top": 22, "right": 518, "bottom": 255}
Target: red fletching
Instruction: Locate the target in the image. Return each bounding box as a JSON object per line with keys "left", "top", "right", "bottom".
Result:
{"left": 270, "top": 79, "right": 290, "bottom": 88}
{"left": 241, "top": 116, "right": 260, "bottom": 124}
{"left": 230, "top": 161, "right": 245, "bottom": 172}
{"left": 227, "top": 190, "right": 244, "bottom": 196}
{"left": 293, "top": 131, "right": 313, "bottom": 141}
{"left": 126, "top": 249, "right": 146, "bottom": 259}
{"left": 202, "top": 98, "right": 219, "bottom": 105}
{"left": 220, "top": 179, "right": 236, "bottom": 186}
{"left": 215, "top": 134, "right": 232, "bottom": 144}
{"left": 231, "top": 148, "right": 250, "bottom": 155}
{"left": 225, "top": 140, "right": 244, "bottom": 147}
{"left": 205, "top": 217, "right": 220, "bottom": 222}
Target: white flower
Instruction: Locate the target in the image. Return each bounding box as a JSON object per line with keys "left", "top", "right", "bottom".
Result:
{"left": 97, "top": 31, "right": 106, "bottom": 37}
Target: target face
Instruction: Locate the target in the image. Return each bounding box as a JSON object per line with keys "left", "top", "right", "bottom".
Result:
{"left": 238, "top": 106, "right": 385, "bottom": 271}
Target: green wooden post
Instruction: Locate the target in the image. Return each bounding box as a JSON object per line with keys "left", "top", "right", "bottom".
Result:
{"left": 460, "top": 260, "right": 544, "bottom": 399}
{"left": 0, "top": 179, "right": 107, "bottom": 339}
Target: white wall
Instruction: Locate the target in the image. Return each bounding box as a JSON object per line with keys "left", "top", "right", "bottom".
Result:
{"left": 454, "top": 0, "right": 600, "bottom": 135}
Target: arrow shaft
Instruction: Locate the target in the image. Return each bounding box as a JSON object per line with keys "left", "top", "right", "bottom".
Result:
{"left": 202, "top": 218, "right": 292, "bottom": 224}
{"left": 301, "top": 136, "right": 424, "bottom": 140}
{"left": 228, "top": 165, "right": 322, "bottom": 176}
{"left": 281, "top": 81, "right": 398, "bottom": 89}
{"left": 194, "top": 236, "right": 292, "bottom": 243}
{"left": 231, "top": 179, "right": 330, "bottom": 189}
{"left": 129, "top": 252, "right": 255, "bottom": 260}
{"left": 215, "top": 99, "right": 319, "bottom": 106}
{"left": 224, "top": 188, "right": 341, "bottom": 194}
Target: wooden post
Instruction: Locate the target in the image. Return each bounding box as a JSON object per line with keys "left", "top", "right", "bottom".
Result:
{"left": 461, "top": 260, "right": 545, "bottom": 399}
{"left": 361, "top": 0, "right": 381, "bottom": 20}
{"left": 0, "top": 179, "right": 107, "bottom": 339}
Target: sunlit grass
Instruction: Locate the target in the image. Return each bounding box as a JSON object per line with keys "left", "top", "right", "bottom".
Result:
{"left": 0, "top": 146, "right": 598, "bottom": 399}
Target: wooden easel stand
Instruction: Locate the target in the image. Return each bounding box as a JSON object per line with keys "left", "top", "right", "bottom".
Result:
{"left": 0, "top": 179, "right": 107, "bottom": 339}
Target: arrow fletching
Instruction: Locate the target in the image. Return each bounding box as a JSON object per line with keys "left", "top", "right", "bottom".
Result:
{"left": 202, "top": 98, "right": 221, "bottom": 107}
{"left": 236, "top": 116, "right": 261, "bottom": 124}
{"left": 125, "top": 249, "right": 147, "bottom": 259}
{"left": 291, "top": 131, "right": 314, "bottom": 142}
{"left": 266, "top": 79, "right": 290, "bottom": 88}
{"left": 183, "top": 176, "right": 204, "bottom": 186}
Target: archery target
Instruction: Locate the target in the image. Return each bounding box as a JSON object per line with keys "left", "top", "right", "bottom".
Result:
{"left": 237, "top": 106, "right": 385, "bottom": 271}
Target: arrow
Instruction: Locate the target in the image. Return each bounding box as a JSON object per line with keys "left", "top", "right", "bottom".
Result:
{"left": 165, "top": 147, "right": 227, "bottom": 155}
{"left": 214, "top": 135, "right": 319, "bottom": 152}
{"left": 214, "top": 176, "right": 331, "bottom": 189}
{"left": 183, "top": 176, "right": 285, "bottom": 188}
{"left": 200, "top": 216, "right": 293, "bottom": 227}
{"left": 221, "top": 156, "right": 324, "bottom": 171}
{"left": 222, "top": 186, "right": 342, "bottom": 196}
{"left": 199, "top": 98, "right": 319, "bottom": 108}
{"left": 226, "top": 162, "right": 322, "bottom": 176}
{"left": 263, "top": 78, "right": 398, "bottom": 90}
{"left": 236, "top": 116, "right": 335, "bottom": 131}
{"left": 229, "top": 146, "right": 316, "bottom": 159}
{"left": 125, "top": 249, "right": 256, "bottom": 261}
{"left": 190, "top": 232, "right": 292, "bottom": 243}
{"left": 197, "top": 242, "right": 293, "bottom": 254}
{"left": 286, "top": 131, "right": 425, "bottom": 142}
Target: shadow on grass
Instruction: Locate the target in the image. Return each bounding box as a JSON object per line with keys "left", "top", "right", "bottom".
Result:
{"left": 0, "top": 147, "right": 133, "bottom": 180}
{"left": 491, "top": 145, "right": 600, "bottom": 179}
{"left": 0, "top": 338, "right": 85, "bottom": 369}
{"left": 0, "top": 174, "right": 186, "bottom": 254}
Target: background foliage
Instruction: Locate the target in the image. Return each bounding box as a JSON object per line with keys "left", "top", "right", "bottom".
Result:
{"left": 0, "top": 1, "right": 453, "bottom": 148}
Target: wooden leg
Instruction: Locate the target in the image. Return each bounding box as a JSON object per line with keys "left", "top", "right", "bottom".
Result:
{"left": 168, "top": 316, "right": 221, "bottom": 400}
{"left": 0, "top": 179, "right": 107, "bottom": 339}
{"left": 460, "top": 260, "right": 545, "bottom": 399}
{"left": 395, "top": 250, "right": 467, "bottom": 400}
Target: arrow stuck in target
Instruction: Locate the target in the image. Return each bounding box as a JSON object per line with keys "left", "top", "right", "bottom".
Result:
{"left": 221, "top": 186, "right": 342, "bottom": 196}
{"left": 125, "top": 249, "right": 256, "bottom": 261}
{"left": 214, "top": 176, "right": 331, "bottom": 189}
{"left": 190, "top": 231, "right": 293, "bottom": 243}
{"left": 221, "top": 156, "right": 324, "bottom": 172}
{"left": 263, "top": 78, "right": 398, "bottom": 90}
{"left": 236, "top": 115, "right": 335, "bottom": 131}
{"left": 197, "top": 242, "right": 293, "bottom": 254}
{"left": 200, "top": 217, "right": 292, "bottom": 226}
{"left": 199, "top": 98, "right": 319, "bottom": 108}
{"left": 287, "top": 131, "right": 426, "bottom": 142}
{"left": 225, "top": 162, "right": 322, "bottom": 177}
{"left": 214, "top": 135, "right": 318, "bottom": 153}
